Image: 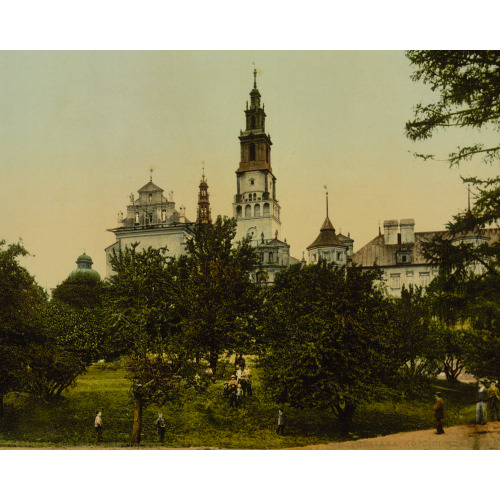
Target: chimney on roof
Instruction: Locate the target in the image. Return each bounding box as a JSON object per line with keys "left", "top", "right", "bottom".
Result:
{"left": 383, "top": 220, "right": 398, "bottom": 245}
{"left": 400, "top": 219, "right": 415, "bottom": 244}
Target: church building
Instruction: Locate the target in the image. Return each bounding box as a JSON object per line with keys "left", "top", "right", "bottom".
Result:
{"left": 232, "top": 70, "right": 300, "bottom": 284}
{"left": 105, "top": 175, "right": 193, "bottom": 275}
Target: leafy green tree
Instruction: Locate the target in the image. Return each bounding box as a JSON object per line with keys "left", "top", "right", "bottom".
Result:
{"left": 257, "top": 262, "right": 399, "bottom": 433}
{"left": 388, "top": 286, "right": 440, "bottom": 383}
{"left": 406, "top": 50, "right": 500, "bottom": 378}
{"left": 180, "top": 216, "right": 260, "bottom": 376}
{"left": 0, "top": 240, "right": 47, "bottom": 415}
{"left": 52, "top": 273, "right": 104, "bottom": 309}
{"left": 105, "top": 244, "right": 191, "bottom": 445}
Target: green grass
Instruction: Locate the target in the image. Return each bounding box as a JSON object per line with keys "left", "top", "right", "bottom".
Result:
{"left": 0, "top": 363, "right": 479, "bottom": 448}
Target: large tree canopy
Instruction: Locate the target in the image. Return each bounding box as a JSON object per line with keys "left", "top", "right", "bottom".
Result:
{"left": 406, "top": 50, "right": 500, "bottom": 379}
{"left": 257, "top": 262, "right": 399, "bottom": 433}
{"left": 180, "top": 216, "right": 260, "bottom": 375}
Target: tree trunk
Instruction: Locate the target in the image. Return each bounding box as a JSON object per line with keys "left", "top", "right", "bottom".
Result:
{"left": 338, "top": 403, "right": 356, "bottom": 435}
{"left": 131, "top": 395, "right": 143, "bottom": 446}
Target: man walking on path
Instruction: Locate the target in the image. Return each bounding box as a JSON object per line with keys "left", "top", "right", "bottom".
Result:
{"left": 94, "top": 411, "right": 103, "bottom": 444}
{"left": 487, "top": 381, "right": 500, "bottom": 421}
{"left": 434, "top": 392, "right": 444, "bottom": 434}
{"left": 477, "top": 380, "right": 488, "bottom": 425}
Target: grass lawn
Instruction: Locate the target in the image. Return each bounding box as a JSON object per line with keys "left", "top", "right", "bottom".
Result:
{"left": 0, "top": 362, "right": 479, "bottom": 449}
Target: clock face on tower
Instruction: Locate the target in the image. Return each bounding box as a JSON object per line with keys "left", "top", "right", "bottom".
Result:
{"left": 247, "top": 227, "right": 257, "bottom": 239}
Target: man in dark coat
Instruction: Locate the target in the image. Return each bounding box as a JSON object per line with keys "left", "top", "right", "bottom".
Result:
{"left": 434, "top": 392, "right": 444, "bottom": 434}
{"left": 156, "top": 413, "right": 166, "bottom": 443}
{"left": 276, "top": 408, "right": 285, "bottom": 435}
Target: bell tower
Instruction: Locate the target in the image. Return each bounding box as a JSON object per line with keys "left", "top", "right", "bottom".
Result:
{"left": 233, "top": 70, "right": 281, "bottom": 243}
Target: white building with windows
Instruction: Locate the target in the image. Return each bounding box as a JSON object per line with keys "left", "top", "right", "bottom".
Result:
{"left": 351, "top": 218, "right": 499, "bottom": 297}
{"left": 105, "top": 177, "right": 192, "bottom": 276}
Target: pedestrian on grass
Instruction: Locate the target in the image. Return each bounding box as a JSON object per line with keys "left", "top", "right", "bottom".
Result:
{"left": 94, "top": 411, "right": 103, "bottom": 443}
{"left": 487, "top": 380, "right": 500, "bottom": 421}
{"left": 434, "top": 392, "right": 444, "bottom": 434}
{"left": 236, "top": 384, "right": 243, "bottom": 407}
{"left": 476, "top": 380, "right": 488, "bottom": 425}
{"left": 156, "top": 413, "right": 166, "bottom": 443}
{"left": 276, "top": 408, "right": 285, "bottom": 435}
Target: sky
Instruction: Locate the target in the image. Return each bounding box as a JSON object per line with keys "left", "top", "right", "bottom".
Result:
{"left": 1, "top": 50, "right": 498, "bottom": 289}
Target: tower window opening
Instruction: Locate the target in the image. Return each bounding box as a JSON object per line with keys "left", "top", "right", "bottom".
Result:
{"left": 236, "top": 205, "right": 242, "bottom": 218}
{"left": 245, "top": 205, "right": 251, "bottom": 218}
{"left": 251, "top": 116, "right": 256, "bottom": 129}
{"left": 249, "top": 143, "right": 256, "bottom": 161}
{"left": 250, "top": 179, "right": 255, "bottom": 185}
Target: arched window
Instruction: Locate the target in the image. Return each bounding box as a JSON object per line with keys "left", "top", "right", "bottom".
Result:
{"left": 245, "top": 205, "right": 251, "bottom": 218}
{"left": 254, "top": 204, "right": 260, "bottom": 217}
{"left": 236, "top": 205, "right": 242, "bottom": 218}
{"left": 250, "top": 178, "right": 255, "bottom": 185}
{"left": 251, "top": 116, "right": 256, "bottom": 129}
{"left": 263, "top": 203, "right": 270, "bottom": 216}
{"left": 249, "top": 143, "right": 256, "bottom": 161}
{"left": 253, "top": 193, "right": 257, "bottom": 201}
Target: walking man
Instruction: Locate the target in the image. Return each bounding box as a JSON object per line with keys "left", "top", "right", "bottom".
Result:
{"left": 156, "top": 413, "right": 166, "bottom": 443}
{"left": 487, "top": 380, "right": 500, "bottom": 421}
{"left": 434, "top": 392, "right": 444, "bottom": 434}
{"left": 477, "top": 380, "right": 488, "bottom": 425}
{"left": 94, "top": 411, "right": 103, "bottom": 444}
{"left": 276, "top": 408, "right": 285, "bottom": 435}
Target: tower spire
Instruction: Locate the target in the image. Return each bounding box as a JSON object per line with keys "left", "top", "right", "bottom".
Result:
{"left": 253, "top": 68, "right": 257, "bottom": 89}
{"left": 324, "top": 185, "right": 329, "bottom": 218}
{"left": 197, "top": 163, "right": 211, "bottom": 224}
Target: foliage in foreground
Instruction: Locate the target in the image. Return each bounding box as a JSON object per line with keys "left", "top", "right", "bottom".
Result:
{"left": 257, "top": 262, "right": 402, "bottom": 433}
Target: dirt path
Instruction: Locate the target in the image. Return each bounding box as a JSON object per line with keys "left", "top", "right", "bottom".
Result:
{"left": 291, "top": 421, "right": 500, "bottom": 450}
{"left": 3, "top": 422, "right": 500, "bottom": 450}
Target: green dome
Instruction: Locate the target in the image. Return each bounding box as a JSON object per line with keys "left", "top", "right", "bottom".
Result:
{"left": 76, "top": 253, "right": 93, "bottom": 265}
{"left": 68, "top": 267, "right": 101, "bottom": 282}
{"left": 68, "top": 252, "right": 101, "bottom": 282}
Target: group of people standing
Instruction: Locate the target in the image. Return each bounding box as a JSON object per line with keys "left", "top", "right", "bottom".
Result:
{"left": 224, "top": 362, "right": 252, "bottom": 407}
{"left": 476, "top": 379, "right": 500, "bottom": 424}
{"left": 433, "top": 379, "right": 500, "bottom": 435}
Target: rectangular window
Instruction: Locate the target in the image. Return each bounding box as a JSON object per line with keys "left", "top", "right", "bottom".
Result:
{"left": 420, "top": 272, "right": 430, "bottom": 287}
{"left": 390, "top": 274, "right": 401, "bottom": 289}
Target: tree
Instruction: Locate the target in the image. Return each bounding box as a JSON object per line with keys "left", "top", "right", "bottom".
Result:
{"left": 0, "top": 240, "right": 47, "bottom": 415}
{"left": 105, "top": 244, "right": 191, "bottom": 445}
{"left": 388, "top": 286, "right": 440, "bottom": 384}
{"left": 406, "top": 50, "right": 500, "bottom": 378}
{"left": 180, "top": 216, "right": 260, "bottom": 376}
{"left": 406, "top": 50, "right": 500, "bottom": 166}
{"left": 52, "top": 273, "right": 104, "bottom": 309}
{"left": 257, "top": 262, "right": 399, "bottom": 433}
